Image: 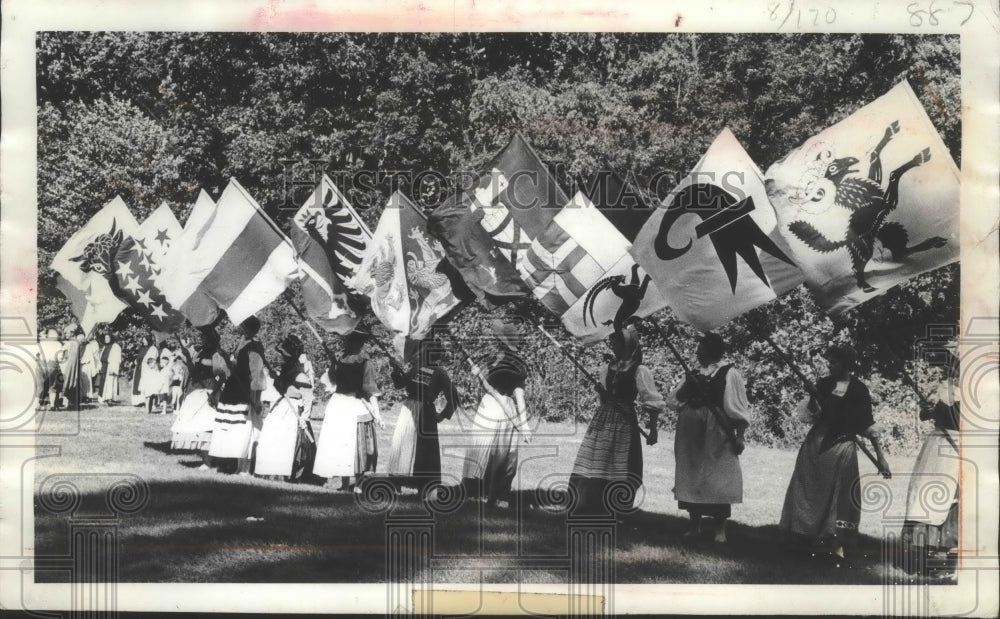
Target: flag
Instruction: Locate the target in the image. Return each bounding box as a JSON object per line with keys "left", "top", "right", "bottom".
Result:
{"left": 290, "top": 175, "right": 372, "bottom": 334}
{"left": 631, "top": 128, "right": 804, "bottom": 332}
{"left": 161, "top": 178, "right": 300, "bottom": 327}
{"left": 551, "top": 172, "right": 671, "bottom": 344}
{"left": 183, "top": 189, "right": 216, "bottom": 232}
{"left": 137, "top": 202, "right": 183, "bottom": 281}
{"left": 350, "top": 191, "right": 462, "bottom": 354}
{"left": 50, "top": 196, "right": 186, "bottom": 333}
{"left": 765, "top": 81, "right": 960, "bottom": 315}
{"left": 50, "top": 197, "right": 133, "bottom": 335}
{"left": 428, "top": 133, "right": 568, "bottom": 299}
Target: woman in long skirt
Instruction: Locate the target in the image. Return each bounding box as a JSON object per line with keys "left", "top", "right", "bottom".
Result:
{"left": 569, "top": 325, "right": 663, "bottom": 517}
{"left": 132, "top": 334, "right": 158, "bottom": 406}
{"left": 386, "top": 338, "right": 460, "bottom": 493}
{"left": 667, "top": 332, "right": 751, "bottom": 543}
{"left": 461, "top": 320, "right": 532, "bottom": 508}
{"left": 313, "top": 332, "right": 385, "bottom": 490}
{"left": 95, "top": 334, "right": 122, "bottom": 405}
{"left": 81, "top": 336, "right": 100, "bottom": 401}
{"left": 255, "top": 335, "right": 314, "bottom": 479}
{"left": 208, "top": 316, "right": 268, "bottom": 474}
{"left": 58, "top": 326, "right": 83, "bottom": 409}
{"left": 780, "top": 344, "right": 892, "bottom": 561}
{"left": 171, "top": 326, "right": 226, "bottom": 460}
{"left": 900, "top": 363, "right": 960, "bottom": 575}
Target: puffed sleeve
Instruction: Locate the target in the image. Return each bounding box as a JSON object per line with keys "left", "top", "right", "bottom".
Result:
{"left": 722, "top": 368, "right": 752, "bottom": 428}
{"left": 635, "top": 365, "right": 665, "bottom": 413}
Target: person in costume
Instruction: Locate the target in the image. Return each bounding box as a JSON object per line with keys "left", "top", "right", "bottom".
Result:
{"left": 255, "top": 334, "right": 315, "bottom": 480}
{"left": 154, "top": 347, "right": 174, "bottom": 414}
{"left": 80, "top": 335, "right": 100, "bottom": 401}
{"left": 134, "top": 334, "right": 159, "bottom": 408}
{"left": 37, "top": 329, "right": 64, "bottom": 410}
{"left": 58, "top": 325, "right": 83, "bottom": 409}
{"left": 461, "top": 320, "right": 532, "bottom": 508}
{"left": 386, "top": 337, "right": 460, "bottom": 494}
{"left": 171, "top": 326, "right": 227, "bottom": 465}
{"left": 899, "top": 346, "right": 960, "bottom": 577}
{"left": 780, "top": 344, "right": 891, "bottom": 562}
{"left": 666, "top": 332, "right": 751, "bottom": 543}
{"left": 569, "top": 324, "right": 663, "bottom": 517}
{"left": 313, "top": 331, "right": 385, "bottom": 490}
{"left": 95, "top": 333, "right": 122, "bottom": 405}
{"left": 208, "top": 316, "right": 267, "bottom": 475}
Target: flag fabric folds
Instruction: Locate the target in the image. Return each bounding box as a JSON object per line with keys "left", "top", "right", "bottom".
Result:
{"left": 556, "top": 172, "right": 670, "bottom": 344}
{"left": 51, "top": 196, "right": 186, "bottom": 333}
{"left": 351, "top": 191, "right": 462, "bottom": 354}
{"left": 765, "top": 81, "right": 960, "bottom": 315}
{"left": 428, "top": 133, "right": 568, "bottom": 300}
{"left": 138, "top": 202, "right": 183, "bottom": 274}
{"left": 291, "top": 175, "right": 372, "bottom": 334}
{"left": 50, "top": 197, "right": 135, "bottom": 335}
{"left": 162, "top": 178, "right": 300, "bottom": 327}
{"left": 631, "top": 128, "right": 804, "bottom": 332}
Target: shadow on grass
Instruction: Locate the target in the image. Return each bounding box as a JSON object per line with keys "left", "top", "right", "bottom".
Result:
{"left": 142, "top": 441, "right": 173, "bottom": 454}
{"left": 34, "top": 481, "right": 934, "bottom": 585}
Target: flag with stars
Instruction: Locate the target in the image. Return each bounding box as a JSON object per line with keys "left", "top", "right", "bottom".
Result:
{"left": 429, "top": 133, "right": 567, "bottom": 300}
{"left": 630, "top": 128, "right": 804, "bottom": 331}
{"left": 137, "top": 202, "right": 183, "bottom": 283}
{"left": 51, "top": 196, "right": 186, "bottom": 333}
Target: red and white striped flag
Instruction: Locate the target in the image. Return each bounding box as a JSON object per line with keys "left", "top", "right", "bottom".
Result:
{"left": 162, "top": 178, "right": 300, "bottom": 326}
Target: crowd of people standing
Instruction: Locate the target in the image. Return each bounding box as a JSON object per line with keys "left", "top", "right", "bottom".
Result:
{"left": 35, "top": 317, "right": 959, "bottom": 575}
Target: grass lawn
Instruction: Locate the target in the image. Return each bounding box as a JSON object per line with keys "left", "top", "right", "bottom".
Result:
{"left": 33, "top": 402, "right": 941, "bottom": 584}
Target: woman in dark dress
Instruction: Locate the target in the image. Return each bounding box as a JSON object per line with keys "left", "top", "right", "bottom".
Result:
{"left": 780, "top": 344, "right": 891, "bottom": 561}
{"left": 386, "top": 338, "right": 460, "bottom": 493}
{"left": 461, "top": 320, "right": 532, "bottom": 508}
{"left": 569, "top": 325, "right": 663, "bottom": 517}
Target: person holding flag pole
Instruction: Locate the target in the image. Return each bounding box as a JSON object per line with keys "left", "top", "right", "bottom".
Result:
{"left": 312, "top": 330, "right": 385, "bottom": 491}
{"left": 565, "top": 322, "right": 663, "bottom": 518}
{"left": 460, "top": 319, "right": 532, "bottom": 509}
{"left": 778, "top": 343, "right": 891, "bottom": 564}
{"left": 663, "top": 330, "right": 752, "bottom": 544}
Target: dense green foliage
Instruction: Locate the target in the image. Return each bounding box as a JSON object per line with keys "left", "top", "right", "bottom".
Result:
{"left": 36, "top": 33, "right": 960, "bottom": 453}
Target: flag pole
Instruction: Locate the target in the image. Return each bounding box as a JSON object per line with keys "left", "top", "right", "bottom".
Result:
{"left": 280, "top": 291, "right": 334, "bottom": 360}
{"left": 536, "top": 322, "right": 651, "bottom": 441}
{"left": 758, "top": 332, "right": 885, "bottom": 474}
{"left": 658, "top": 324, "right": 739, "bottom": 447}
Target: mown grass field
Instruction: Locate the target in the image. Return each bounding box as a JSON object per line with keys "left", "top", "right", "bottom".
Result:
{"left": 33, "top": 401, "right": 937, "bottom": 585}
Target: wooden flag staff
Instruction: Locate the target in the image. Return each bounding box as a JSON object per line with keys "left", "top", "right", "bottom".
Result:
{"left": 281, "top": 291, "right": 334, "bottom": 360}
{"left": 658, "top": 324, "right": 739, "bottom": 448}
{"left": 536, "top": 322, "right": 651, "bottom": 441}
{"left": 758, "top": 332, "right": 886, "bottom": 475}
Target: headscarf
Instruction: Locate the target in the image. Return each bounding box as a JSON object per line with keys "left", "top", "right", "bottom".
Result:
{"left": 609, "top": 324, "right": 643, "bottom": 374}
{"left": 491, "top": 319, "right": 520, "bottom": 352}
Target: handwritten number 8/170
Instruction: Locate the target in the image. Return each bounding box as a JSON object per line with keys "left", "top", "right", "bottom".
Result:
{"left": 769, "top": 1, "right": 837, "bottom": 29}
